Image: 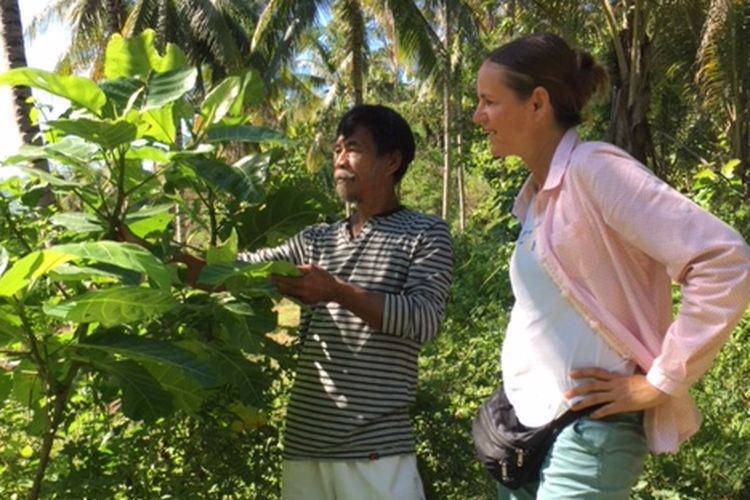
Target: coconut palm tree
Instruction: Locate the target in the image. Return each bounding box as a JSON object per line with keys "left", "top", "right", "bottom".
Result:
{"left": 124, "top": 0, "right": 256, "bottom": 84}
{"left": 418, "top": 0, "right": 484, "bottom": 222}
{"left": 1, "top": 0, "right": 48, "bottom": 171}
{"left": 26, "top": 0, "right": 128, "bottom": 76}
{"left": 252, "top": 0, "right": 442, "bottom": 107}
{"left": 28, "top": 0, "right": 252, "bottom": 82}
{"left": 695, "top": 0, "right": 750, "bottom": 197}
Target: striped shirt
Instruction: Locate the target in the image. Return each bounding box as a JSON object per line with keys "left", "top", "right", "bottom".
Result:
{"left": 239, "top": 207, "right": 453, "bottom": 460}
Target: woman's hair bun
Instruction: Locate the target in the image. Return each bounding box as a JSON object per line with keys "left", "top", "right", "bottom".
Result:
{"left": 574, "top": 49, "right": 608, "bottom": 108}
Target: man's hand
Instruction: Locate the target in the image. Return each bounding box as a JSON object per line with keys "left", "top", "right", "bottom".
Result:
{"left": 564, "top": 368, "right": 670, "bottom": 418}
{"left": 270, "top": 264, "right": 342, "bottom": 304}
{"left": 270, "top": 265, "right": 385, "bottom": 329}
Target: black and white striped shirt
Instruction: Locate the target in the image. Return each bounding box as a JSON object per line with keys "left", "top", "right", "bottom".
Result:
{"left": 239, "top": 208, "right": 453, "bottom": 460}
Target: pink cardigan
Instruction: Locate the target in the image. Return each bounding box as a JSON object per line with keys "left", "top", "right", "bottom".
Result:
{"left": 512, "top": 129, "right": 750, "bottom": 453}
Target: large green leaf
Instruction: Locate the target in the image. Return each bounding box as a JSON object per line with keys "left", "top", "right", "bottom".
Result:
{"left": 16, "top": 166, "right": 83, "bottom": 188}
{"left": 99, "top": 78, "right": 145, "bottom": 117}
{"left": 125, "top": 204, "right": 174, "bottom": 238}
{"left": 53, "top": 241, "right": 171, "bottom": 290}
{"left": 205, "top": 125, "right": 292, "bottom": 145}
{"left": 43, "top": 286, "right": 178, "bottom": 327}
{"left": 0, "top": 242, "right": 169, "bottom": 295}
{"left": 212, "top": 297, "right": 278, "bottom": 351}
{"left": 0, "top": 250, "right": 75, "bottom": 298}
{"left": 199, "top": 260, "right": 301, "bottom": 287}
{"left": 237, "top": 186, "right": 327, "bottom": 250}
{"left": 238, "top": 296, "right": 279, "bottom": 336}
{"left": 49, "top": 118, "right": 137, "bottom": 150}
{"left": 182, "top": 156, "right": 267, "bottom": 203}
{"left": 206, "top": 229, "right": 239, "bottom": 265}
{"left": 125, "top": 145, "right": 171, "bottom": 164}
{"left": 0, "top": 372, "right": 11, "bottom": 405}
{"left": 0, "top": 305, "right": 23, "bottom": 344}
{"left": 200, "top": 343, "right": 270, "bottom": 407}
{"left": 214, "top": 299, "right": 252, "bottom": 350}
{"left": 10, "top": 360, "right": 44, "bottom": 408}
{"left": 50, "top": 212, "right": 105, "bottom": 233}
{"left": 137, "top": 107, "right": 176, "bottom": 145}
{"left": 234, "top": 154, "right": 269, "bottom": 188}
{"left": 104, "top": 31, "right": 189, "bottom": 80}
{"left": 48, "top": 265, "right": 121, "bottom": 284}
{"left": 4, "top": 137, "right": 100, "bottom": 171}
{"left": 231, "top": 70, "right": 265, "bottom": 113}
{"left": 92, "top": 358, "right": 173, "bottom": 421}
{"left": 200, "top": 70, "right": 264, "bottom": 131}
{"left": 0, "top": 67, "right": 106, "bottom": 115}
{"left": 141, "top": 359, "right": 206, "bottom": 412}
{"left": 198, "top": 76, "right": 242, "bottom": 133}
{"left": 0, "top": 246, "right": 7, "bottom": 277}
{"left": 78, "top": 333, "right": 218, "bottom": 389}
{"left": 143, "top": 67, "right": 197, "bottom": 111}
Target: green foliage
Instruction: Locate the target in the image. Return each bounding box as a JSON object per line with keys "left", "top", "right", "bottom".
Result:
{"left": 692, "top": 159, "right": 750, "bottom": 239}
{"left": 0, "top": 68, "right": 106, "bottom": 115}
{"left": 0, "top": 29, "right": 328, "bottom": 499}
{"left": 628, "top": 158, "right": 750, "bottom": 500}
{"left": 3, "top": 2, "right": 750, "bottom": 498}
{"left": 634, "top": 316, "right": 750, "bottom": 499}
{"left": 413, "top": 176, "right": 519, "bottom": 497}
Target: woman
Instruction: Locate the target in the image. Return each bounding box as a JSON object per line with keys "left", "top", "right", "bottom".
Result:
{"left": 472, "top": 33, "right": 750, "bottom": 499}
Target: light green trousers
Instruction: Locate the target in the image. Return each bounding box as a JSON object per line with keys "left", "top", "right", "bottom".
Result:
{"left": 498, "top": 412, "right": 648, "bottom": 500}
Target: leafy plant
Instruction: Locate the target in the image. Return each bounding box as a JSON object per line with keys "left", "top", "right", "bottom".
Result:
{"left": 0, "top": 30, "right": 324, "bottom": 499}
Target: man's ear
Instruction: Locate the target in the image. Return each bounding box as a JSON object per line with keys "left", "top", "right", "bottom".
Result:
{"left": 382, "top": 151, "right": 402, "bottom": 177}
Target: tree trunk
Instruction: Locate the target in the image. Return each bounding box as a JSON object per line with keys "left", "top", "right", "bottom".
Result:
{"left": 456, "top": 131, "right": 465, "bottom": 232}
{"left": 601, "top": 0, "right": 656, "bottom": 174}
{"left": 508, "top": 0, "right": 516, "bottom": 36}
{"left": 609, "top": 31, "right": 654, "bottom": 166}
{"left": 441, "top": 2, "right": 451, "bottom": 221}
{"left": 105, "top": 0, "right": 122, "bottom": 38}
{"left": 453, "top": 66, "right": 465, "bottom": 231}
{"left": 0, "top": 0, "right": 48, "bottom": 172}
{"left": 729, "top": 101, "right": 750, "bottom": 199}
{"left": 155, "top": 0, "right": 169, "bottom": 53}
{"left": 346, "top": 0, "right": 365, "bottom": 105}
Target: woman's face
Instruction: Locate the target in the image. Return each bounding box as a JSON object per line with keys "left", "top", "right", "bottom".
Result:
{"left": 472, "top": 61, "right": 534, "bottom": 160}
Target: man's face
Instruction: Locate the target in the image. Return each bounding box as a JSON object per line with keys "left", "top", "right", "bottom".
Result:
{"left": 332, "top": 125, "right": 395, "bottom": 203}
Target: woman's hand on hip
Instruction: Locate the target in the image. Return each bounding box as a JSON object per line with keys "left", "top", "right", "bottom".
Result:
{"left": 564, "top": 368, "right": 670, "bottom": 418}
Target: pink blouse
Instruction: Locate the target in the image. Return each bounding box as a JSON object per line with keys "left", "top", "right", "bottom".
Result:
{"left": 512, "top": 129, "right": 750, "bottom": 453}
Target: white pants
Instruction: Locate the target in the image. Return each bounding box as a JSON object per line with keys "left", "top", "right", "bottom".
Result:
{"left": 281, "top": 454, "right": 425, "bottom": 500}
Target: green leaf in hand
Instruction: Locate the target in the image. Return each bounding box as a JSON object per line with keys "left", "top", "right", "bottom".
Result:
{"left": 198, "top": 260, "right": 301, "bottom": 288}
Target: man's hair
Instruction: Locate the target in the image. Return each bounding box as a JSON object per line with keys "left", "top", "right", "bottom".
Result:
{"left": 335, "top": 104, "right": 416, "bottom": 183}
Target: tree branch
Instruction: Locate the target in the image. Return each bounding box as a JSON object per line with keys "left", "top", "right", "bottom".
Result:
{"left": 600, "top": 0, "right": 629, "bottom": 84}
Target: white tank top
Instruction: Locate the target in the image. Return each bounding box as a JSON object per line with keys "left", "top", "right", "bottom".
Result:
{"left": 501, "top": 198, "right": 635, "bottom": 427}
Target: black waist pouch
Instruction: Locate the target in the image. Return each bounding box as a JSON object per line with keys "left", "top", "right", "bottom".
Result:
{"left": 471, "top": 386, "right": 595, "bottom": 489}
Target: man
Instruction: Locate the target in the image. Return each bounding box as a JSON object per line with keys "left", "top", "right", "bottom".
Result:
{"left": 242, "top": 104, "right": 453, "bottom": 499}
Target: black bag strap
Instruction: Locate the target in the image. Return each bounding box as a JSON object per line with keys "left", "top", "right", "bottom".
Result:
{"left": 549, "top": 403, "right": 603, "bottom": 434}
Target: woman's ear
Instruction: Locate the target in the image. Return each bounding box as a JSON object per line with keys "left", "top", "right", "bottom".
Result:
{"left": 530, "top": 86, "right": 552, "bottom": 117}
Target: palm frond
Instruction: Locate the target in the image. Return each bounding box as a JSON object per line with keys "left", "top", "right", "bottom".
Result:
{"left": 380, "top": 0, "right": 443, "bottom": 83}
{"left": 25, "top": 0, "right": 72, "bottom": 42}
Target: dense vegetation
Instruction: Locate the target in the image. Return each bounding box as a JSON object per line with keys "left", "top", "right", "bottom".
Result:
{"left": 1, "top": 1, "right": 749, "bottom": 499}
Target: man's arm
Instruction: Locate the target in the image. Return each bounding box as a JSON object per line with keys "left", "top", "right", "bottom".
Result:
{"left": 379, "top": 221, "right": 453, "bottom": 343}
{"left": 272, "top": 220, "right": 454, "bottom": 343}
{"left": 117, "top": 223, "right": 311, "bottom": 288}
